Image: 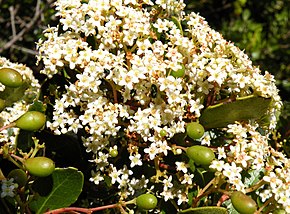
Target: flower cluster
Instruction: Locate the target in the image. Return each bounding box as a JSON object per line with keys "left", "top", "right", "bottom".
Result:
{"left": 211, "top": 123, "right": 290, "bottom": 211}
{"left": 36, "top": 0, "right": 283, "bottom": 211}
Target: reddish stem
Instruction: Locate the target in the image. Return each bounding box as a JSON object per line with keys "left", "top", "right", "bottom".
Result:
{"left": 44, "top": 203, "right": 120, "bottom": 214}
{"left": 0, "top": 122, "right": 15, "bottom": 132}
{"left": 217, "top": 193, "right": 229, "bottom": 206}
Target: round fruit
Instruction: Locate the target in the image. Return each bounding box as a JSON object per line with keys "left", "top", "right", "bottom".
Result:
{"left": 110, "top": 149, "right": 118, "bottom": 158}
{"left": 0, "top": 68, "right": 23, "bottom": 87}
{"left": 186, "top": 145, "right": 215, "bottom": 166}
{"left": 186, "top": 122, "right": 205, "bottom": 140}
{"left": 0, "top": 99, "right": 5, "bottom": 112}
{"left": 15, "top": 111, "right": 46, "bottom": 131}
{"left": 7, "top": 169, "right": 28, "bottom": 187}
{"left": 24, "top": 157, "right": 55, "bottom": 177}
{"left": 136, "top": 193, "right": 158, "bottom": 210}
{"left": 170, "top": 64, "right": 185, "bottom": 78}
{"left": 159, "top": 129, "right": 167, "bottom": 137}
{"left": 231, "top": 191, "right": 257, "bottom": 214}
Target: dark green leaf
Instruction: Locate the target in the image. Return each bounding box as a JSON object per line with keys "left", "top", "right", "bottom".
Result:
{"left": 16, "top": 130, "right": 34, "bottom": 152}
{"left": 200, "top": 95, "right": 271, "bottom": 129}
{"left": 0, "top": 82, "right": 29, "bottom": 107}
{"left": 29, "top": 167, "right": 84, "bottom": 214}
{"left": 28, "top": 100, "right": 47, "bottom": 113}
{"left": 187, "top": 190, "right": 194, "bottom": 206}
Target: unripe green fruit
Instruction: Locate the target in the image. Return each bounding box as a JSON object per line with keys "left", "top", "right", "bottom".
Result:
{"left": 0, "top": 68, "right": 23, "bottom": 87}
{"left": 231, "top": 191, "right": 257, "bottom": 214}
{"left": 186, "top": 145, "right": 215, "bottom": 166}
{"left": 0, "top": 98, "right": 5, "bottom": 112}
{"left": 110, "top": 149, "right": 118, "bottom": 158}
{"left": 159, "top": 129, "right": 167, "bottom": 137}
{"left": 186, "top": 122, "right": 205, "bottom": 140}
{"left": 24, "top": 157, "right": 55, "bottom": 177}
{"left": 170, "top": 64, "right": 185, "bottom": 78}
{"left": 7, "top": 169, "right": 28, "bottom": 187}
{"left": 15, "top": 111, "right": 46, "bottom": 131}
{"left": 136, "top": 193, "right": 158, "bottom": 210}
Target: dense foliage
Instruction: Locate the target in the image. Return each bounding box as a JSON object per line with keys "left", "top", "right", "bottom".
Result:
{"left": 0, "top": 0, "right": 289, "bottom": 213}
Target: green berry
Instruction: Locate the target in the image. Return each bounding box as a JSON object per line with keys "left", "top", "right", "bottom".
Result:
{"left": 15, "top": 111, "right": 46, "bottom": 131}
{"left": 186, "top": 122, "right": 205, "bottom": 140}
{"left": 24, "top": 157, "right": 55, "bottom": 177}
{"left": 110, "top": 149, "right": 118, "bottom": 158}
{"left": 7, "top": 169, "right": 28, "bottom": 187}
{"left": 0, "top": 68, "right": 23, "bottom": 88}
{"left": 159, "top": 129, "right": 167, "bottom": 137}
{"left": 136, "top": 194, "right": 158, "bottom": 210}
{"left": 186, "top": 145, "right": 215, "bottom": 166}
{"left": 231, "top": 191, "right": 257, "bottom": 214}
{"left": 170, "top": 64, "right": 185, "bottom": 78}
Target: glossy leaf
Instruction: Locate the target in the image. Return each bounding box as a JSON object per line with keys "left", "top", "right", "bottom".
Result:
{"left": 0, "top": 81, "right": 29, "bottom": 107}
{"left": 28, "top": 100, "right": 47, "bottom": 113}
{"left": 29, "top": 168, "right": 84, "bottom": 214}
{"left": 16, "top": 130, "right": 34, "bottom": 152}
{"left": 200, "top": 95, "right": 271, "bottom": 128}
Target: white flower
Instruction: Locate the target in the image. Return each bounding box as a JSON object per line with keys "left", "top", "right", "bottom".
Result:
{"left": 176, "top": 161, "right": 188, "bottom": 173}
{"left": 109, "top": 165, "right": 122, "bottom": 184}
{"left": 217, "top": 147, "right": 227, "bottom": 160}
{"left": 163, "top": 176, "right": 173, "bottom": 191}
{"left": 1, "top": 179, "right": 18, "bottom": 198}
{"left": 129, "top": 153, "right": 143, "bottom": 168}
{"left": 160, "top": 189, "right": 174, "bottom": 201}
{"left": 144, "top": 143, "right": 159, "bottom": 160}
{"left": 89, "top": 171, "right": 104, "bottom": 185}
{"left": 210, "top": 160, "right": 225, "bottom": 172}
{"left": 189, "top": 98, "right": 204, "bottom": 117}
{"left": 177, "top": 190, "right": 188, "bottom": 205}
{"left": 222, "top": 162, "right": 242, "bottom": 180}
{"left": 180, "top": 173, "right": 194, "bottom": 185}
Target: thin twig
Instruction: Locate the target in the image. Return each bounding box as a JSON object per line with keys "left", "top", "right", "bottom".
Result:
{"left": 0, "top": 0, "right": 42, "bottom": 53}
{"left": 9, "top": 6, "right": 16, "bottom": 37}
{"left": 44, "top": 203, "right": 120, "bottom": 214}
{"left": 11, "top": 44, "right": 38, "bottom": 55}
